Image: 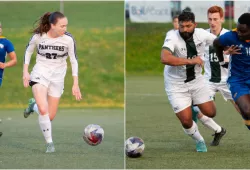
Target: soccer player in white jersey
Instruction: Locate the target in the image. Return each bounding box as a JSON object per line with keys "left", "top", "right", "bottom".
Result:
{"left": 22, "top": 12, "right": 82, "bottom": 153}
{"left": 193, "top": 6, "right": 241, "bottom": 146}
{"left": 161, "top": 11, "right": 218, "bottom": 152}
{"left": 166, "top": 11, "right": 226, "bottom": 148}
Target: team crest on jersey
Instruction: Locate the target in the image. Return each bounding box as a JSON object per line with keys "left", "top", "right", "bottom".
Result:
{"left": 0, "top": 44, "right": 4, "bottom": 49}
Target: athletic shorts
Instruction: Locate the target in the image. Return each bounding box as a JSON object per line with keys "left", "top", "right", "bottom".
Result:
{"left": 30, "top": 64, "right": 66, "bottom": 97}
{"left": 164, "top": 76, "right": 213, "bottom": 113}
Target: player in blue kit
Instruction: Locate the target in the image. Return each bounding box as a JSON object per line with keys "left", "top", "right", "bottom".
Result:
{"left": 0, "top": 23, "right": 18, "bottom": 137}
{"left": 214, "top": 13, "right": 250, "bottom": 129}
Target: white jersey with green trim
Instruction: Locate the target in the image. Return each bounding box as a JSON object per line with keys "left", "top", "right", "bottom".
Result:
{"left": 162, "top": 28, "right": 216, "bottom": 83}
{"left": 204, "top": 28, "right": 229, "bottom": 83}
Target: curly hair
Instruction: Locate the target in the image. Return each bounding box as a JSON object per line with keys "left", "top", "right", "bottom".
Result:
{"left": 178, "top": 11, "right": 195, "bottom": 23}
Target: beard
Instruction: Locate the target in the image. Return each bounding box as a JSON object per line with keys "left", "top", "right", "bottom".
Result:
{"left": 179, "top": 30, "right": 195, "bottom": 40}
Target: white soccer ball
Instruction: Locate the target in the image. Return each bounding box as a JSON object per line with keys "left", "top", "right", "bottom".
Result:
{"left": 83, "top": 124, "right": 104, "bottom": 146}
{"left": 125, "top": 137, "right": 145, "bottom": 158}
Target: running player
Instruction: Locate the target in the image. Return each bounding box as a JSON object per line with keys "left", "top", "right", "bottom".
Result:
{"left": 22, "top": 12, "right": 82, "bottom": 153}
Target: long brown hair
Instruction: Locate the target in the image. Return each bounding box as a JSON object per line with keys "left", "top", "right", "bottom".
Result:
{"left": 33, "top": 11, "right": 65, "bottom": 35}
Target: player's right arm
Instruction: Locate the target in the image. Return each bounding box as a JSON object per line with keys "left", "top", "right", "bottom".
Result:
{"left": 161, "top": 49, "right": 203, "bottom": 66}
{"left": 161, "top": 34, "right": 203, "bottom": 66}
{"left": 23, "top": 34, "right": 38, "bottom": 87}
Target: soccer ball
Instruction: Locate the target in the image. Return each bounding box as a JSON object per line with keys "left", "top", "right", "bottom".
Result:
{"left": 83, "top": 124, "right": 104, "bottom": 146}
{"left": 125, "top": 137, "right": 145, "bottom": 158}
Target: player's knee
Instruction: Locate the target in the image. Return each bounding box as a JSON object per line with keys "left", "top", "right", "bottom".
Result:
{"left": 181, "top": 120, "right": 193, "bottom": 129}
{"left": 240, "top": 106, "right": 250, "bottom": 119}
{"left": 38, "top": 106, "right": 48, "bottom": 115}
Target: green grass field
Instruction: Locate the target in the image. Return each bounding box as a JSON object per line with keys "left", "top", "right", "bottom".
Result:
{"left": 126, "top": 76, "right": 250, "bottom": 169}
{"left": 0, "top": 108, "right": 124, "bottom": 169}
{"left": 0, "top": 1, "right": 124, "bottom": 108}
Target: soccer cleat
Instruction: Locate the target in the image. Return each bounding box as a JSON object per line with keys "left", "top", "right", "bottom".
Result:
{"left": 23, "top": 98, "right": 36, "bottom": 118}
{"left": 196, "top": 140, "right": 207, "bottom": 152}
{"left": 46, "top": 142, "right": 55, "bottom": 153}
{"left": 210, "top": 127, "right": 226, "bottom": 146}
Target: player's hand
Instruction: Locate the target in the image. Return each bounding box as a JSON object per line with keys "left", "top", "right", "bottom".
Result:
{"left": 224, "top": 45, "right": 242, "bottom": 55}
{"left": 72, "top": 84, "right": 82, "bottom": 101}
{"left": 191, "top": 56, "right": 203, "bottom": 67}
{"left": 0, "top": 62, "right": 6, "bottom": 69}
{"left": 23, "top": 71, "right": 30, "bottom": 88}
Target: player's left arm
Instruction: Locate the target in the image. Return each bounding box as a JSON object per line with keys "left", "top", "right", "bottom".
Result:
{"left": 213, "top": 32, "right": 233, "bottom": 66}
{"left": 0, "top": 40, "right": 17, "bottom": 69}
{"left": 68, "top": 36, "right": 82, "bottom": 101}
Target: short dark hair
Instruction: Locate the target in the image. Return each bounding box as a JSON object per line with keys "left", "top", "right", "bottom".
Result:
{"left": 238, "top": 13, "right": 250, "bottom": 27}
{"left": 172, "top": 15, "right": 179, "bottom": 21}
{"left": 178, "top": 11, "right": 195, "bottom": 23}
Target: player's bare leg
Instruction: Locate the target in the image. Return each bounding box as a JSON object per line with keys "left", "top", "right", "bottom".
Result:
{"left": 197, "top": 101, "right": 216, "bottom": 118}
{"left": 32, "top": 84, "right": 55, "bottom": 153}
{"left": 235, "top": 94, "right": 250, "bottom": 129}
{"left": 176, "top": 106, "right": 207, "bottom": 152}
{"left": 230, "top": 99, "right": 241, "bottom": 115}
{"left": 47, "top": 95, "right": 60, "bottom": 121}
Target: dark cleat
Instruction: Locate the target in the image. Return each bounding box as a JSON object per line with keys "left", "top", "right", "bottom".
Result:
{"left": 210, "top": 127, "right": 226, "bottom": 146}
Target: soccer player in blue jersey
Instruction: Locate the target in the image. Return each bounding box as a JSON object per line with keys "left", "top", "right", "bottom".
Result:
{"left": 0, "top": 23, "right": 18, "bottom": 137}
{"left": 214, "top": 13, "right": 250, "bottom": 129}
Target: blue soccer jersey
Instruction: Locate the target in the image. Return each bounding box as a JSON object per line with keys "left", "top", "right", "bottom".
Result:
{"left": 0, "top": 36, "right": 15, "bottom": 86}
{"left": 219, "top": 30, "right": 250, "bottom": 101}
{"left": 218, "top": 30, "right": 250, "bottom": 83}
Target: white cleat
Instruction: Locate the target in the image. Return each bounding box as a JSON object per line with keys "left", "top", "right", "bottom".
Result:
{"left": 46, "top": 142, "right": 55, "bottom": 153}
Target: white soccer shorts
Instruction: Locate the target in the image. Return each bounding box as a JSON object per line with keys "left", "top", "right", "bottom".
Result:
{"left": 30, "top": 64, "right": 65, "bottom": 97}
{"left": 164, "top": 76, "right": 213, "bottom": 113}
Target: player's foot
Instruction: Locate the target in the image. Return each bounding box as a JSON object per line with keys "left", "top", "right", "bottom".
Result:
{"left": 196, "top": 140, "right": 207, "bottom": 152}
{"left": 23, "top": 98, "right": 36, "bottom": 118}
{"left": 46, "top": 142, "right": 55, "bottom": 153}
{"left": 210, "top": 127, "right": 226, "bottom": 146}
{"left": 0, "top": 132, "right": 2, "bottom": 137}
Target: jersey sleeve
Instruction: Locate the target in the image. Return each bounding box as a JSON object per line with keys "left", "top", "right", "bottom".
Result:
{"left": 5, "top": 40, "right": 14, "bottom": 53}
{"left": 201, "top": 29, "right": 217, "bottom": 46}
{"left": 218, "top": 31, "right": 233, "bottom": 47}
{"left": 162, "top": 33, "right": 175, "bottom": 53}
{"left": 68, "top": 35, "right": 78, "bottom": 77}
{"left": 24, "top": 34, "right": 38, "bottom": 64}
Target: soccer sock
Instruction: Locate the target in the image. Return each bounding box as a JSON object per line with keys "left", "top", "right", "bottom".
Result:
{"left": 33, "top": 104, "right": 40, "bottom": 115}
{"left": 192, "top": 106, "right": 199, "bottom": 123}
{"left": 38, "top": 114, "right": 52, "bottom": 143}
{"left": 199, "top": 115, "right": 222, "bottom": 133}
{"left": 183, "top": 121, "right": 204, "bottom": 142}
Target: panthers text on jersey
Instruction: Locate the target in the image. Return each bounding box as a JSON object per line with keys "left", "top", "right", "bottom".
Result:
{"left": 24, "top": 32, "right": 78, "bottom": 77}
